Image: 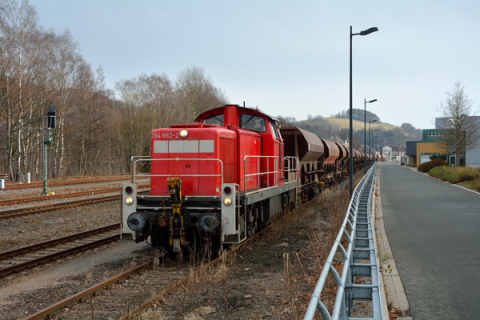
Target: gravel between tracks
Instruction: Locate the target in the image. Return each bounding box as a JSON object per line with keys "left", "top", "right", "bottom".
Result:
{"left": 0, "top": 240, "right": 161, "bottom": 319}
{"left": 0, "top": 178, "right": 149, "bottom": 252}
{"left": 0, "top": 200, "right": 122, "bottom": 253}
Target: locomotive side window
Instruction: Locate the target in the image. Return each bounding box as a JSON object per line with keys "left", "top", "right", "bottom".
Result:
{"left": 270, "top": 121, "right": 279, "bottom": 140}
{"left": 203, "top": 114, "right": 224, "bottom": 126}
{"left": 240, "top": 114, "right": 266, "bottom": 133}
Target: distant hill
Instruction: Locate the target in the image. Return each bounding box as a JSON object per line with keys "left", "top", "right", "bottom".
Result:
{"left": 285, "top": 117, "right": 421, "bottom": 149}
{"left": 277, "top": 110, "right": 423, "bottom": 148}
{"left": 310, "top": 117, "right": 398, "bottom": 132}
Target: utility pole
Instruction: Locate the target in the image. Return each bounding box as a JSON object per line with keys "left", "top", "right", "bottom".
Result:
{"left": 349, "top": 25, "right": 378, "bottom": 198}
{"left": 41, "top": 103, "right": 56, "bottom": 196}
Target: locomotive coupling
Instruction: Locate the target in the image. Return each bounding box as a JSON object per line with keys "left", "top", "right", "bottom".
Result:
{"left": 167, "top": 178, "right": 186, "bottom": 251}
{"left": 167, "top": 177, "right": 182, "bottom": 202}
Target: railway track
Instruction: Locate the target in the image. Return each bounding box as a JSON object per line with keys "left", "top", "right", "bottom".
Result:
{"left": 0, "top": 189, "right": 150, "bottom": 220}
{"left": 0, "top": 224, "right": 126, "bottom": 277}
{"left": 3, "top": 176, "right": 134, "bottom": 191}
{"left": 25, "top": 260, "right": 187, "bottom": 320}
{"left": 24, "top": 225, "right": 272, "bottom": 320}
{"left": 19, "top": 176, "right": 358, "bottom": 320}
{"left": 0, "top": 184, "right": 149, "bottom": 207}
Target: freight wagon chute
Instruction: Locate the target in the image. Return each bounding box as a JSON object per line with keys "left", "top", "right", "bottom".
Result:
{"left": 280, "top": 126, "right": 324, "bottom": 198}
{"left": 320, "top": 138, "right": 340, "bottom": 183}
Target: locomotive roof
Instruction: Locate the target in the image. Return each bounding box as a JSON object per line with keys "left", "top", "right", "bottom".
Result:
{"left": 194, "top": 105, "right": 278, "bottom": 123}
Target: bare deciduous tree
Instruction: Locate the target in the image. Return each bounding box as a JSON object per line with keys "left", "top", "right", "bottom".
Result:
{"left": 436, "top": 81, "right": 480, "bottom": 166}
{"left": 0, "top": 1, "right": 230, "bottom": 179}
{"left": 175, "top": 66, "right": 228, "bottom": 123}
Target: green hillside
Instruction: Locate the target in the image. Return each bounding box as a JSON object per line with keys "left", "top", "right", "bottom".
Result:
{"left": 290, "top": 117, "right": 421, "bottom": 148}
{"left": 317, "top": 117, "right": 399, "bottom": 132}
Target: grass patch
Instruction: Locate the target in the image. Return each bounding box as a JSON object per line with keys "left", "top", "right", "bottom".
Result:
{"left": 429, "top": 166, "right": 480, "bottom": 184}
{"left": 459, "top": 181, "right": 480, "bottom": 192}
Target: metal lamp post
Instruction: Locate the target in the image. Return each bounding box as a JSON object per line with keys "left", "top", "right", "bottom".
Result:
{"left": 349, "top": 26, "right": 378, "bottom": 198}
{"left": 41, "top": 103, "right": 56, "bottom": 196}
{"left": 364, "top": 99, "right": 377, "bottom": 173}
{"left": 369, "top": 121, "right": 377, "bottom": 167}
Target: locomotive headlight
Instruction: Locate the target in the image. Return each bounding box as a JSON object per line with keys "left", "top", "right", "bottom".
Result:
{"left": 125, "top": 196, "right": 133, "bottom": 206}
{"left": 179, "top": 129, "right": 188, "bottom": 138}
{"left": 223, "top": 197, "right": 232, "bottom": 206}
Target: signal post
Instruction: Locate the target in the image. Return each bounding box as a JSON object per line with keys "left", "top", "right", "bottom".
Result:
{"left": 41, "top": 103, "right": 56, "bottom": 196}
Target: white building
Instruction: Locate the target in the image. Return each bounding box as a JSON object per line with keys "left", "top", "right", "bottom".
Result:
{"left": 382, "top": 146, "right": 392, "bottom": 160}
{"left": 435, "top": 116, "right": 480, "bottom": 167}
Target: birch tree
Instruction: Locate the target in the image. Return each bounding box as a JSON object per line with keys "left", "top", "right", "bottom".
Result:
{"left": 0, "top": 0, "right": 42, "bottom": 181}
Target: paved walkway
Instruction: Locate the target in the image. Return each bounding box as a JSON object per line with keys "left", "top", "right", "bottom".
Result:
{"left": 379, "top": 164, "right": 480, "bottom": 319}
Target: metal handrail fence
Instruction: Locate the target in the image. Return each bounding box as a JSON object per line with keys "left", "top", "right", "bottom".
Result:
{"left": 303, "top": 163, "right": 382, "bottom": 320}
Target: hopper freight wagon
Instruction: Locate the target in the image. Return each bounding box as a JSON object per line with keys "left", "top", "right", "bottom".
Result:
{"left": 280, "top": 126, "right": 324, "bottom": 200}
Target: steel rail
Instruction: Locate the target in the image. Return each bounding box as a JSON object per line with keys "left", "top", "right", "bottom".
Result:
{"left": 0, "top": 224, "right": 120, "bottom": 261}
{"left": 0, "top": 190, "right": 150, "bottom": 220}
{"left": 0, "top": 195, "right": 120, "bottom": 220}
{"left": 0, "top": 232, "right": 129, "bottom": 278}
{"left": 0, "top": 234, "right": 121, "bottom": 277}
{"left": 24, "top": 260, "right": 153, "bottom": 320}
{"left": 3, "top": 176, "right": 134, "bottom": 191}
{"left": 303, "top": 163, "right": 382, "bottom": 320}
{"left": 0, "top": 184, "right": 149, "bottom": 206}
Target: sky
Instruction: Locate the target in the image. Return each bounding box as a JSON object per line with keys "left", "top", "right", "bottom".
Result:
{"left": 30, "top": 0, "right": 480, "bottom": 130}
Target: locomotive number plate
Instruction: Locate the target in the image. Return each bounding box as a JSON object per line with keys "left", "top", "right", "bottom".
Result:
{"left": 152, "top": 132, "right": 179, "bottom": 139}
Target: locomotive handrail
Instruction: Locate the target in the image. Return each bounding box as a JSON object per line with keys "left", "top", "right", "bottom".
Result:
{"left": 133, "top": 158, "right": 224, "bottom": 183}
{"left": 130, "top": 156, "right": 151, "bottom": 182}
{"left": 283, "top": 156, "right": 299, "bottom": 184}
{"left": 284, "top": 156, "right": 300, "bottom": 199}
{"left": 243, "top": 155, "right": 278, "bottom": 192}
{"left": 303, "top": 163, "right": 383, "bottom": 320}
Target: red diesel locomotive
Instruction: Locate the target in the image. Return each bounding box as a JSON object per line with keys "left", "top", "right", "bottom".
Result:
{"left": 121, "top": 104, "right": 369, "bottom": 253}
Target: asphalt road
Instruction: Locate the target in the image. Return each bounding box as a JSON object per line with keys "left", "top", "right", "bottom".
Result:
{"left": 379, "top": 164, "right": 480, "bottom": 320}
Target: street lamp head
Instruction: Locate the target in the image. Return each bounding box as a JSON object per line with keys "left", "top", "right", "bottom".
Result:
{"left": 369, "top": 99, "right": 377, "bottom": 103}
{"left": 372, "top": 119, "right": 378, "bottom": 123}
{"left": 360, "top": 27, "right": 379, "bottom": 36}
